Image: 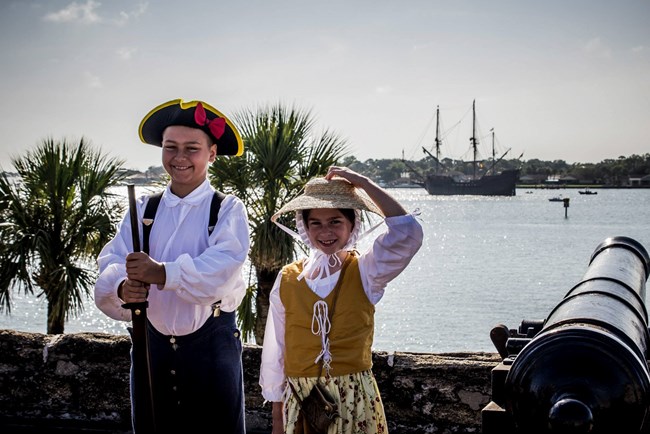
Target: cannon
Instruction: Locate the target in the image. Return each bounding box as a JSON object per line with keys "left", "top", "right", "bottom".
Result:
{"left": 482, "top": 236, "right": 650, "bottom": 433}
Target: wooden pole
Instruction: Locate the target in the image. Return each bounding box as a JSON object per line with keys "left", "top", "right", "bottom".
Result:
{"left": 563, "top": 197, "right": 570, "bottom": 219}
{"left": 122, "top": 185, "right": 157, "bottom": 433}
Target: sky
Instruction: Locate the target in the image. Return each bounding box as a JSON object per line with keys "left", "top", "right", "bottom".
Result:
{"left": 0, "top": 0, "right": 648, "bottom": 172}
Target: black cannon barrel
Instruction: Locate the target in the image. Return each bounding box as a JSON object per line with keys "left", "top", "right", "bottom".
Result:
{"left": 501, "top": 236, "right": 650, "bottom": 433}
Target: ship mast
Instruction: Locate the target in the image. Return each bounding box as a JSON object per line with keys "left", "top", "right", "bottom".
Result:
{"left": 470, "top": 99, "right": 478, "bottom": 179}
{"left": 434, "top": 105, "right": 441, "bottom": 174}
{"left": 491, "top": 128, "right": 495, "bottom": 175}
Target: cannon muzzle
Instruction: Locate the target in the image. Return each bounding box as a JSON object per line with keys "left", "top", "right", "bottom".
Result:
{"left": 482, "top": 236, "right": 650, "bottom": 433}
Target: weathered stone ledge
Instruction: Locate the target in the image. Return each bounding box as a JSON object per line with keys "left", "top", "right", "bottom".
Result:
{"left": 0, "top": 329, "right": 500, "bottom": 433}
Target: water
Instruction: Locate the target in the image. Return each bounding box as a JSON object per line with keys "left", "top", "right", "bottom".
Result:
{"left": 1, "top": 187, "right": 649, "bottom": 353}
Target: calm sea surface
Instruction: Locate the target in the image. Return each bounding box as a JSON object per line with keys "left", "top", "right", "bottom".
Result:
{"left": 2, "top": 187, "right": 649, "bottom": 353}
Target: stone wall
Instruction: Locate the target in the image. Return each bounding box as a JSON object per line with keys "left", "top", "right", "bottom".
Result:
{"left": 0, "top": 329, "right": 500, "bottom": 433}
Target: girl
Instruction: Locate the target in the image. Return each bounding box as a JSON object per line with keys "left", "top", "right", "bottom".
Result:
{"left": 260, "top": 166, "right": 423, "bottom": 433}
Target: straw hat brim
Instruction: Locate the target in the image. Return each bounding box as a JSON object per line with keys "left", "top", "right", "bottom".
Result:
{"left": 138, "top": 99, "right": 244, "bottom": 156}
{"left": 271, "top": 178, "right": 383, "bottom": 221}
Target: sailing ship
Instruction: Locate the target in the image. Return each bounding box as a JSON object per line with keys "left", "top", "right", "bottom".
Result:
{"left": 411, "top": 101, "right": 520, "bottom": 196}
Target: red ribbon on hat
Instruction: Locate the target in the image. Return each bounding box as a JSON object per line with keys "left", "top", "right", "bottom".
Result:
{"left": 194, "top": 102, "right": 226, "bottom": 139}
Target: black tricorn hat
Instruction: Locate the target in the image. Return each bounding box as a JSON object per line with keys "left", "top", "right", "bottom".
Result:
{"left": 138, "top": 99, "right": 244, "bottom": 156}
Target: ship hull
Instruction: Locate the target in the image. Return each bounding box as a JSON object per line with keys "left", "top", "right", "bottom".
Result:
{"left": 424, "top": 169, "right": 519, "bottom": 196}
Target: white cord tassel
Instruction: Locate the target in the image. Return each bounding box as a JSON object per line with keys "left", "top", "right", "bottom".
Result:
{"left": 312, "top": 300, "right": 332, "bottom": 376}
{"left": 297, "top": 250, "right": 343, "bottom": 282}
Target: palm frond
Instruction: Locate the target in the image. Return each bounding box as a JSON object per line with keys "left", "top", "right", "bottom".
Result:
{"left": 236, "top": 284, "right": 257, "bottom": 342}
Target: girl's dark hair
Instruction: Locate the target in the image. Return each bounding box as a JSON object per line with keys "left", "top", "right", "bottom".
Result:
{"left": 302, "top": 208, "right": 356, "bottom": 229}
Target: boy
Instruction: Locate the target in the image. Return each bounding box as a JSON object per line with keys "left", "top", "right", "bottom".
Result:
{"left": 94, "top": 99, "right": 250, "bottom": 433}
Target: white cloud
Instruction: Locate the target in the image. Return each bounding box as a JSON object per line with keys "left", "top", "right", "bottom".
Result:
{"left": 84, "top": 71, "right": 102, "bottom": 88}
{"left": 114, "top": 2, "right": 149, "bottom": 26}
{"left": 117, "top": 47, "right": 138, "bottom": 60}
{"left": 43, "top": 0, "right": 102, "bottom": 25}
{"left": 631, "top": 45, "right": 645, "bottom": 53}
{"left": 375, "top": 86, "right": 392, "bottom": 94}
{"left": 583, "top": 37, "right": 612, "bottom": 58}
{"left": 411, "top": 42, "right": 433, "bottom": 52}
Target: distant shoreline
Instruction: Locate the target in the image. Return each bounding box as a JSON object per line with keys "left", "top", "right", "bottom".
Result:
{"left": 387, "top": 184, "right": 650, "bottom": 190}
{"left": 515, "top": 184, "right": 650, "bottom": 190}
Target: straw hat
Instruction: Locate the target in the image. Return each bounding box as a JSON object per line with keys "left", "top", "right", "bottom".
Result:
{"left": 271, "top": 177, "right": 383, "bottom": 222}
{"left": 138, "top": 98, "right": 244, "bottom": 156}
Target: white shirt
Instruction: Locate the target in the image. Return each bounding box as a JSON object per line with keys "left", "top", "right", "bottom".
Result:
{"left": 94, "top": 179, "right": 250, "bottom": 336}
{"left": 259, "top": 213, "right": 423, "bottom": 401}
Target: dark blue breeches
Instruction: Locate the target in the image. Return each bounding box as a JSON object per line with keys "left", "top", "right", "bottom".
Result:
{"left": 129, "top": 311, "right": 245, "bottom": 434}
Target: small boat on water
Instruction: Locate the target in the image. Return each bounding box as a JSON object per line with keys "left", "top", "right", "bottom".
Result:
{"left": 548, "top": 196, "right": 565, "bottom": 202}
{"left": 404, "top": 100, "right": 520, "bottom": 196}
{"left": 579, "top": 189, "right": 598, "bottom": 195}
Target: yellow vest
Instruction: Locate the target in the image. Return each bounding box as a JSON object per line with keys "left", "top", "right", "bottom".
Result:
{"left": 281, "top": 253, "right": 375, "bottom": 377}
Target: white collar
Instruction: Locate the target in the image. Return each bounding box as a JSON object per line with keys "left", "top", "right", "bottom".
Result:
{"left": 162, "top": 179, "right": 213, "bottom": 208}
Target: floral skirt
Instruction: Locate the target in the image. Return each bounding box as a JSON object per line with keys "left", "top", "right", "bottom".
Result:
{"left": 284, "top": 369, "right": 388, "bottom": 434}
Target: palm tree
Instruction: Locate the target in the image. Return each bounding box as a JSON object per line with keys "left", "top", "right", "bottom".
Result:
{"left": 0, "top": 137, "right": 126, "bottom": 334}
{"left": 209, "top": 103, "right": 348, "bottom": 345}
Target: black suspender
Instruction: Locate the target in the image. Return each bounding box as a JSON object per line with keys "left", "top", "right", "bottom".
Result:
{"left": 141, "top": 191, "right": 226, "bottom": 255}
{"left": 142, "top": 192, "right": 162, "bottom": 255}
{"left": 207, "top": 191, "right": 226, "bottom": 235}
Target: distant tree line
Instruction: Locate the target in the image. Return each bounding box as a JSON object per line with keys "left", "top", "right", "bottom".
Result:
{"left": 339, "top": 153, "right": 650, "bottom": 186}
